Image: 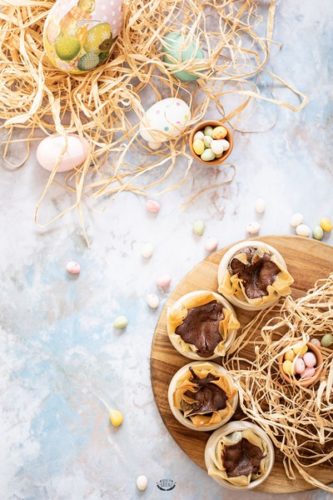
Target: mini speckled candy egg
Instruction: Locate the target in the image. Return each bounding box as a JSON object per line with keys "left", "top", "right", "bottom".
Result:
{"left": 321, "top": 333, "right": 333, "bottom": 348}
{"left": 156, "top": 274, "right": 171, "bottom": 291}
{"left": 301, "top": 367, "right": 315, "bottom": 379}
{"left": 296, "top": 224, "right": 311, "bottom": 237}
{"left": 66, "top": 260, "right": 80, "bottom": 274}
{"left": 320, "top": 217, "right": 333, "bottom": 232}
{"left": 37, "top": 134, "right": 89, "bottom": 172}
{"left": 282, "top": 360, "right": 294, "bottom": 376}
{"left": 303, "top": 351, "right": 317, "bottom": 368}
{"left": 136, "top": 475, "right": 148, "bottom": 491}
{"left": 255, "top": 198, "right": 266, "bottom": 214}
{"left": 162, "top": 32, "right": 204, "bottom": 82}
{"left": 290, "top": 213, "right": 304, "bottom": 227}
{"left": 140, "top": 98, "right": 191, "bottom": 150}
{"left": 246, "top": 222, "right": 261, "bottom": 236}
{"left": 44, "top": 0, "right": 123, "bottom": 73}
{"left": 313, "top": 225, "right": 324, "bottom": 240}
{"left": 294, "top": 358, "right": 305, "bottom": 375}
{"left": 284, "top": 350, "right": 295, "bottom": 362}
{"left": 292, "top": 342, "right": 308, "bottom": 356}
{"left": 146, "top": 199, "right": 160, "bottom": 214}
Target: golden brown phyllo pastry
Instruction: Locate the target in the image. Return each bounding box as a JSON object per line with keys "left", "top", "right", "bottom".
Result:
{"left": 167, "top": 291, "right": 240, "bottom": 359}
{"left": 207, "top": 428, "right": 270, "bottom": 487}
{"left": 172, "top": 363, "right": 237, "bottom": 428}
{"left": 218, "top": 241, "right": 294, "bottom": 311}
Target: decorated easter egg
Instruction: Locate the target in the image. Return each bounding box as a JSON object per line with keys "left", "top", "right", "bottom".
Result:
{"left": 36, "top": 134, "right": 89, "bottom": 172}
{"left": 43, "top": 0, "right": 123, "bottom": 73}
{"left": 140, "top": 98, "right": 191, "bottom": 149}
{"left": 162, "top": 32, "right": 204, "bottom": 82}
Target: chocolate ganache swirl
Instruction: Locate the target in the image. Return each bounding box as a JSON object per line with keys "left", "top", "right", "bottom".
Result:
{"left": 175, "top": 300, "right": 224, "bottom": 357}
{"left": 229, "top": 247, "right": 280, "bottom": 299}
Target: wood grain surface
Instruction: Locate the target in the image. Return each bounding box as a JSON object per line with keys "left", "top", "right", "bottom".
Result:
{"left": 150, "top": 236, "right": 333, "bottom": 493}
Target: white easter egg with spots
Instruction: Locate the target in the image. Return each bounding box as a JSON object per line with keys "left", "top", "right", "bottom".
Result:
{"left": 140, "top": 98, "right": 191, "bottom": 149}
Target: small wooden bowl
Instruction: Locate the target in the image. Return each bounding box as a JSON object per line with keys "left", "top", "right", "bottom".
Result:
{"left": 278, "top": 342, "right": 323, "bottom": 388}
{"left": 189, "top": 120, "right": 234, "bottom": 166}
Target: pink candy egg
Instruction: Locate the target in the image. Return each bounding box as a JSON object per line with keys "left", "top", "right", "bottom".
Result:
{"left": 205, "top": 238, "right": 218, "bottom": 252}
{"left": 303, "top": 351, "right": 317, "bottom": 368}
{"left": 294, "top": 358, "right": 305, "bottom": 375}
{"left": 146, "top": 199, "right": 160, "bottom": 214}
{"left": 310, "top": 338, "right": 320, "bottom": 347}
{"left": 157, "top": 274, "right": 171, "bottom": 291}
{"left": 66, "top": 261, "right": 80, "bottom": 275}
{"left": 37, "top": 134, "right": 89, "bottom": 172}
{"left": 301, "top": 367, "right": 316, "bottom": 379}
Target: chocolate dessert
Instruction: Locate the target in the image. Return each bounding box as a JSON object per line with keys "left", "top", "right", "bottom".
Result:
{"left": 229, "top": 247, "right": 280, "bottom": 299}
{"left": 223, "top": 437, "right": 265, "bottom": 477}
{"left": 175, "top": 300, "right": 224, "bottom": 357}
{"left": 181, "top": 367, "right": 227, "bottom": 416}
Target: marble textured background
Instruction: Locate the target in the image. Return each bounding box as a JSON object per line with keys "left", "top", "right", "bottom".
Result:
{"left": 1, "top": 0, "right": 333, "bottom": 499}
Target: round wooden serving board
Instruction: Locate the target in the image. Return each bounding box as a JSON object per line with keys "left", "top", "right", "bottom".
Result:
{"left": 150, "top": 236, "right": 333, "bottom": 493}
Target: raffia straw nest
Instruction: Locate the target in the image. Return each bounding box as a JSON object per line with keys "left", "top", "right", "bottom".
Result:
{"left": 0, "top": 0, "right": 308, "bottom": 233}
{"left": 225, "top": 273, "right": 333, "bottom": 493}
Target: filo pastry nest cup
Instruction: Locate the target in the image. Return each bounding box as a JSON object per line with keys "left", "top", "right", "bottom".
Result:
{"left": 167, "top": 291, "right": 240, "bottom": 360}
{"left": 204, "top": 421, "right": 274, "bottom": 490}
{"left": 218, "top": 240, "right": 294, "bottom": 311}
{"left": 168, "top": 361, "right": 238, "bottom": 432}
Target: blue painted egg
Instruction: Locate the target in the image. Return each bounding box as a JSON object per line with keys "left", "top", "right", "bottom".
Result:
{"left": 162, "top": 32, "right": 204, "bottom": 82}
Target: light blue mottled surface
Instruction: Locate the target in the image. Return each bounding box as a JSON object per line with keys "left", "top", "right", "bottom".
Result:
{"left": 1, "top": 1, "right": 333, "bottom": 499}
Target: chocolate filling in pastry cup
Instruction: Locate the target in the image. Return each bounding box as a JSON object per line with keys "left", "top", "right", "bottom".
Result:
{"left": 167, "top": 290, "right": 240, "bottom": 360}
{"left": 204, "top": 421, "right": 275, "bottom": 490}
{"left": 218, "top": 240, "right": 294, "bottom": 311}
{"left": 168, "top": 361, "right": 238, "bottom": 432}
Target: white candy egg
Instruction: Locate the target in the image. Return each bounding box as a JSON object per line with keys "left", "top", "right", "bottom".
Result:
{"left": 146, "top": 293, "right": 160, "bottom": 309}
{"left": 296, "top": 223, "right": 311, "bottom": 237}
{"left": 140, "top": 98, "right": 191, "bottom": 149}
{"left": 136, "top": 475, "right": 148, "bottom": 491}
{"left": 205, "top": 238, "right": 218, "bottom": 252}
{"left": 255, "top": 198, "right": 266, "bottom": 214}
{"left": 141, "top": 243, "right": 154, "bottom": 259}
{"left": 246, "top": 222, "right": 261, "bottom": 235}
{"left": 36, "top": 134, "right": 89, "bottom": 172}
{"left": 290, "top": 212, "right": 304, "bottom": 227}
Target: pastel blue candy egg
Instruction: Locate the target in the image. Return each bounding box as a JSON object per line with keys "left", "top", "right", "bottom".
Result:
{"left": 162, "top": 32, "right": 204, "bottom": 82}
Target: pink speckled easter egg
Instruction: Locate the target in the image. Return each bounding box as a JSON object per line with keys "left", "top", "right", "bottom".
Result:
{"left": 94, "top": 0, "right": 123, "bottom": 37}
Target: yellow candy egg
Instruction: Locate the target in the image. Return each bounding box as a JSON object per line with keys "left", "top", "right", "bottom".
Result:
{"left": 212, "top": 126, "right": 228, "bottom": 140}
{"left": 292, "top": 342, "right": 308, "bottom": 356}
{"left": 43, "top": 0, "right": 123, "bottom": 74}
{"left": 284, "top": 350, "right": 295, "bottom": 362}
{"left": 320, "top": 217, "right": 333, "bottom": 232}
{"left": 193, "top": 139, "right": 205, "bottom": 156}
{"left": 282, "top": 360, "right": 294, "bottom": 376}
{"left": 109, "top": 409, "right": 124, "bottom": 427}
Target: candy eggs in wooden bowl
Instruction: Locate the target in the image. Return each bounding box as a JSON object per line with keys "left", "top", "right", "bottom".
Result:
{"left": 189, "top": 121, "right": 233, "bottom": 166}
{"left": 278, "top": 341, "right": 323, "bottom": 388}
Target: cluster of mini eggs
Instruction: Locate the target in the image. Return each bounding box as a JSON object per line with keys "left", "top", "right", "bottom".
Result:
{"left": 192, "top": 125, "right": 230, "bottom": 162}
{"left": 282, "top": 343, "right": 317, "bottom": 379}
{"left": 291, "top": 213, "right": 333, "bottom": 240}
